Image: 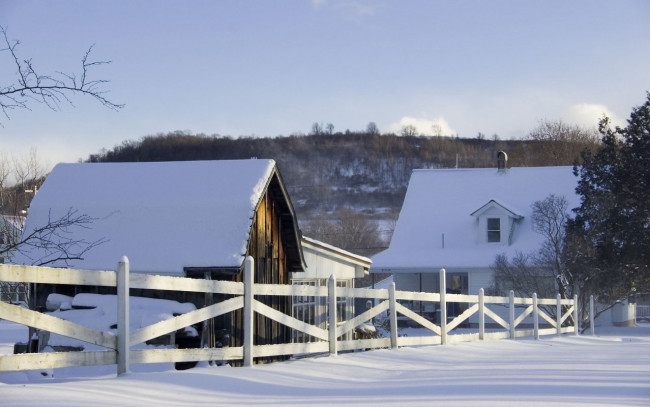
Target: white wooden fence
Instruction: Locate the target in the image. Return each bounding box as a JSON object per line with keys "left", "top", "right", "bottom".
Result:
{"left": 637, "top": 304, "right": 650, "bottom": 321}
{"left": 0, "top": 257, "right": 590, "bottom": 375}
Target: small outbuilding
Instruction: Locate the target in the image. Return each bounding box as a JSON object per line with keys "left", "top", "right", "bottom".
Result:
{"left": 292, "top": 236, "right": 371, "bottom": 342}
{"left": 14, "top": 159, "right": 306, "bottom": 351}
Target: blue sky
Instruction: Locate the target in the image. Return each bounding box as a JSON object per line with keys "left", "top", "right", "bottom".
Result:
{"left": 1, "top": 0, "right": 649, "bottom": 166}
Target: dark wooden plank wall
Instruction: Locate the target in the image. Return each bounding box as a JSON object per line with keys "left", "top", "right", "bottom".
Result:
{"left": 227, "top": 187, "right": 292, "bottom": 363}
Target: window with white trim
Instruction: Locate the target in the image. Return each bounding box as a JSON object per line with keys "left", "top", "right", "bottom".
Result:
{"left": 487, "top": 217, "right": 501, "bottom": 243}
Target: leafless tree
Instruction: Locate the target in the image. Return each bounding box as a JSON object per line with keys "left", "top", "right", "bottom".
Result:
{"left": 4, "top": 208, "right": 107, "bottom": 267}
{"left": 524, "top": 120, "right": 600, "bottom": 166}
{"left": 490, "top": 195, "right": 572, "bottom": 321}
{"left": 366, "top": 122, "right": 379, "bottom": 136}
{"left": 0, "top": 25, "right": 123, "bottom": 125}
{"left": 0, "top": 151, "right": 106, "bottom": 304}
{"left": 490, "top": 194, "right": 621, "bottom": 331}
{"left": 1, "top": 207, "right": 107, "bottom": 307}
{"left": 0, "top": 148, "right": 48, "bottom": 215}
{"left": 531, "top": 194, "right": 571, "bottom": 300}
{"left": 401, "top": 124, "right": 418, "bottom": 137}
{"left": 302, "top": 207, "right": 384, "bottom": 256}
{"left": 0, "top": 151, "right": 11, "bottom": 207}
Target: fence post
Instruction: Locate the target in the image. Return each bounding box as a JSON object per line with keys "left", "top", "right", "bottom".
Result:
{"left": 388, "top": 282, "right": 398, "bottom": 349}
{"left": 117, "top": 256, "right": 130, "bottom": 376}
{"left": 328, "top": 275, "right": 337, "bottom": 356}
{"left": 573, "top": 294, "right": 579, "bottom": 336}
{"left": 243, "top": 256, "right": 254, "bottom": 367}
{"left": 590, "top": 295, "right": 595, "bottom": 336}
{"left": 478, "top": 288, "right": 485, "bottom": 340}
{"left": 509, "top": 290, "right": 515, "bottom": 339}
{"left": 556, "top": 293, "right": 562, "bottom": 336}
{"left": 533, "top": 293, "right": 539, "bottom": 340}
{"left": 439, "top": 268, "right": 447, "bottom": 345}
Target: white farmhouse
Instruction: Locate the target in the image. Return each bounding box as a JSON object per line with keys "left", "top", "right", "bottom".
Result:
{"left": 371, "top": 153, "right": 579, "bottom": 321}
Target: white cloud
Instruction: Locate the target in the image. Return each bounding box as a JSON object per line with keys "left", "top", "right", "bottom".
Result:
{"left": 563, "top": 103, "right": 625, "bottom": 129}
{"left": 387, "top": 116, "right": 457, "bottom": 137}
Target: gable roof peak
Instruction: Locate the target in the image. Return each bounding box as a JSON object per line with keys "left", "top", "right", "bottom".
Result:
{"left": 470, "top": 199, "right": 524, "bottom": 219}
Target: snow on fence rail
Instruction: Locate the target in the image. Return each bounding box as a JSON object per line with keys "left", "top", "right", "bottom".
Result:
{"left": 0, "top": 257, "right": 592, "bottom": 375}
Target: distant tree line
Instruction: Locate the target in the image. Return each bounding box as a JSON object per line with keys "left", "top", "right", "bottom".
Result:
{"left": 87, "top": 121, "right": 599, "bottom": 255}
{"left": 88, "top": 122, "right": 598, "bottom": 213}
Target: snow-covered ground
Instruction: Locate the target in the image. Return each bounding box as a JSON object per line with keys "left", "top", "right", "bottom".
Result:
{"left": 1, "top": 319, "right": 649, "bottom": 406}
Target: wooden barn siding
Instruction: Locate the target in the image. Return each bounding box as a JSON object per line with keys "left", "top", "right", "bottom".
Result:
{"left": 229, "top": 189, "right": 292, "bottom": 361}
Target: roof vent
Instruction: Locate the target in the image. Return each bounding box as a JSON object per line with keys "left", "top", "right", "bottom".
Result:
{"left": 497, "top": 151, "right": 508, "bottom": 172}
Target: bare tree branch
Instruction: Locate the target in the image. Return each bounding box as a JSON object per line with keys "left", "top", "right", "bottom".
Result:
{"left": 0, "top": 25, "right": 123, "bottom": 126}
{"left": 2, "top": 208, "right": 107, "bottom": 267}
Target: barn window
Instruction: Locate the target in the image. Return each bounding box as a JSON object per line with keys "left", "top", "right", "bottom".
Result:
{"left": 487, "top": 218, "right": 501, "bottom": 243}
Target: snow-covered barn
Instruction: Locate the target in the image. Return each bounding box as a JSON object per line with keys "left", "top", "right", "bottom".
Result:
{"left": 14, "top": 159, "right": 306, "bottom": 351}
{"left": 371, "top": 154, "right": 579, "bottom": 323}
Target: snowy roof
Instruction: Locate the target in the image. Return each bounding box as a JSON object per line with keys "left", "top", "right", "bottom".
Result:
{"left": 302, "top": 236, "right": 372, "bottom": 266}
{"left": 13, "top": 159, "right": 288, "bottom": 274}
{"left": 371, "top": 166, "right": 579, "bottom": 272}
{"left": 299, "top": 236, "right": 371, "bottom": 279}
{"left": 470, "top": 200, "right": 524, "bottom": 219}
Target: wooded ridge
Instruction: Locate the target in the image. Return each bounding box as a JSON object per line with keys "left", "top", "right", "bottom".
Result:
{"left": 86, "top": 130, "right": 597, "bottom": 256}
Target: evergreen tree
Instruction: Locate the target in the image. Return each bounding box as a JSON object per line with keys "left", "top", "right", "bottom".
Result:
{"left": 570, "top": 92, "right": 650, "bottom": 299}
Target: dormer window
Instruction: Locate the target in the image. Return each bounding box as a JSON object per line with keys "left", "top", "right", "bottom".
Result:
{"left": 471, "top": 200, "right": 524, "bottom": 245}
{"left": 487, "top": 218, "right": 501, "bottom": 242}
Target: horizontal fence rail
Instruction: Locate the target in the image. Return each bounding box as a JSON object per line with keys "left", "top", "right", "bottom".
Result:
{"left": 0, "top": 261, "right": 590, "bottom": 375}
